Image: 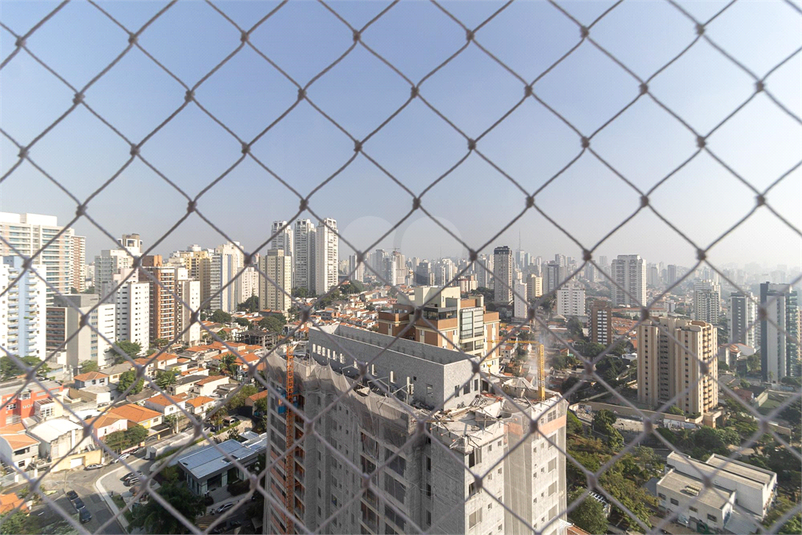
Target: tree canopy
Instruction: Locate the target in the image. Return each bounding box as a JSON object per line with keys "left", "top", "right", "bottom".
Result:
{"left": 107, "top": 340, "right": 142, "bottom": 364}
{"left": 259, "top": 314, "right": 286, "bottom": 333}
{"left": 210, "top": 309, "right": 232, "bottom": 324}
{"left": 155, "top": 370, "right": 178, "bottom": 389}
{"left": 237, "top": 295, "right": 260, "bottom": 313}
{"left": 79, "top": 360, "right": 99, "bottom": 373}
{"left": 130, "top": 481, "right": 205, "bottom": 534}
{"left": 568, "top": 492, "right": 608, "bottom": 535}
{"left": 118, "top": 370, "right": 144, "bottom": 395}
{"left": 226, "top": 385, "right": 259, "bottom": 412}
{"left": 0, "top": 356, "right": 46, "bottom": 379}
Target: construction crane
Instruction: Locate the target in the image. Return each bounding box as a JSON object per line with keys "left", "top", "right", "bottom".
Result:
{"left": 490, "top": 339, "right": 545, "bottom": 400}
{"left": 284, "top": 345, "right": 295, "bottom": 534}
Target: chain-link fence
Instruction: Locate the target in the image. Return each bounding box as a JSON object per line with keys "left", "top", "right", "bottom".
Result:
{"left": 0, "top": 0, "right": 800, "bottom": 534}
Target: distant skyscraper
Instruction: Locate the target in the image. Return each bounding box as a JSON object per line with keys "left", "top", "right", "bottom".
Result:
{"left": 493, "top": 246, "right": 513, "bottom": 304}
{"left": 70, "top": 235, "right": 86, "bottom": 292}
{"left": 760, "top": 283, "right": 799, "bottom": 382}
{"left": 557, "top": 282, "right": 586, "bottom": 317}
{"left": 0, "top": 257, "right": 47, "bottom": 359}
{"left": 513, "top": 281, "right": 528, "bottom": 319}
{"left": 260, "top": 249, "right": 293, "bottom": 313}
{"left": 95, "top": 233, "right": 143, "bottom": 298}
{"left": 638, "top": 317, "right": 718, "bottom": 415}
{"left": 729, "top": 291, "right": 757, "bottom": 348}
{"left": 667, "top": 264, "right": 678, "bottom": 287}
{"left": 140, "top": 255, "right": 176, "bottom": 344}
{"left": 544, "top": 261, "right": 564, "bottom": 295}
{"left": 589, "top": 300, "right": 612, "bottom": 346}
{"left": 0, "top": 212, "right": 75, "bottom": 303}
{"left": 114, "top": 272, "right": 150, "bottom": 353}
{"left": 526, "top": 274, "right": 543, "bottom": 301}
{"left": 293, "top": 219, "right": 315, "bottom": 292}
{"left": 47, "top": 293, "right": 115, "bottom": 368}
{"left": 175, "top": 268, "right": 201, "bottom": 346}
{"left": 693, "top": 280, "right": 721, "bottom": 324}
{"left": 415, "top": 260, "right": 434, "bottom": 286}
{"left": 611, "top": 254, "right": 646, "bottom": 307}
{"left": 211, "top": 242, "right": 244, "bottom": 313}
{"left": 314, "top": 219, "right": 338, "bottom": 296}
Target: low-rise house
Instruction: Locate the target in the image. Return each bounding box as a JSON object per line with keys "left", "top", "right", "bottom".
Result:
{"left": 133, "top": 358, "right": 157, "bottom": 378}
{"left": 176, "top": 433, "right": 266, "bottom": 495}
{"left": 144, "top": 393, "right": 188, "bottom": 417}
{"left": 171, "top": 374, "right": 209, "bottom": 396}
{"left": 86, "top": 413, "right": 128, "bottom": 441}
{"left": 27, "top": 418, "right": 93, "bottom": 463}
{"left": 0, "top": 379, "right": 64, "bottom": 427}
{"left": 68, "top": 385, "right": 112, "bottom": 407}
{"left": 108, "top": 404, "right": 163, "bottom": 430}
{"left": 0, "top": 423, "right": 39, "bottom": 469}
{"left": 245, "top": 390, "right": 267, "bottom": 413}
{"left": 185, "top": 396, "right": 217, "bottom": 420}
{"left": 73, "top": 372, "right": 109, "bottom": 389}
{"left": 153, "top": 352, "right": 180, "bottom": 371}
{"left": 193, "top": 376, "right": 229, "bottom": 397}
{"left": 101, "top": 363, "right": 134, "bottom": 384}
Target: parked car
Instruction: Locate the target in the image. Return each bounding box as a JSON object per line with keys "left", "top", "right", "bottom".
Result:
{"left": 122, "top": 471, "right": 141, "bottom": 482}
{"left": 112, "top": 453, "right": 131, "bottom": 464}
{"left": 216, "top": 502, "right": 235, "bottom": 514}
{"left": 84, "top": 463, "right": 102, "bottom": 470}
{"left": 124, "top": 477, "right": 140, "bottom": 487}
{"left": 72, "top": 498, "right": 85, "bottom": 511}
{"left": 79, "top": 508, "right": 92, "bottom": 524}
{"left": 66, "top": 490, "right": 78, "bottom": 501}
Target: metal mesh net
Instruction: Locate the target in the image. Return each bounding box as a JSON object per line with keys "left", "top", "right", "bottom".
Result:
{"left": 0, "top": 0, "right": 800, "bottom": 534}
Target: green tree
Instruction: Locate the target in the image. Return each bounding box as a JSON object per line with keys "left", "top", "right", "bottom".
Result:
{"left": 153, "top": 338, "right": 169, "bottom": 349}
{"left": 130, "top": 481, "right": 205, "bottom": 534}
{"left": 234, "top": 317, "right": 251, "bottom": 328}
{"left": 666, "top": 405, "right": 684, "bottom": 415}
{"left": 568, "top": 493, "right": 608, "bottom": 535}
{"left": 0, "top": 356, "right": 48, "bottom": 379}
{"left": 79, "top": 360, "right": 99, "bottom": 373}
{"left": 292, "top": 287, "right": 310, "bottom": 298}
{"left": 567, "top": 411, "right": 584, "bottom": 436}
{"left": 764, "top": 496, "right": 802, "bottom": 534}
{"left": 259, "top": 315, "right": 286, "bottom": 333}
{"left": 118, "top": 370, "right": 144, "bottom": 395}
{"left": 215, "top": 328, "right": 230, "bottom": 341}
{"left": 164, "top": 415, "right": 179, "bottom": 433}
{"left": 339, "top": 281, "right": 364, "bottom": 294}
{"left": 237, "top": 295, "right": 260, "bottom": 313}
{"left": 105, "top": 424, "right": 148, "bottom": 452}
{"left": 592, "top": 410, "right": 623, "bottom": 450}
{"left": 82, "top": 286, "right": 95, "bottom": 294}
{"left": 107, "top": 340, "right": 141, "bottom": 364}
{"left": 220, "top": 353, "right": 237, "bottom": 376}
{"left": 155, "top": 370, "right": 178, "bottom": 389}
{"left": 226, "top": 385, "right": 258, "bottom": 412}
{"left": 210, "top": 309, "right": 232, "bottom": 324}
{"left": 0, "top": 510, "right": 39, "bottom": 535}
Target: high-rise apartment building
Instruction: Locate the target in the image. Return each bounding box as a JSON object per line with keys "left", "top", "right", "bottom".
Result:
{"left": 294, "top": 219, "right": 316, "bottom": 292}
{"left": 611, "top": 254, "right": 646, "bottom": 307}
{"left": 589, "top": 300, "right": 612, "bottom": 346}
{"left": 260, "top": 249, "right": 293, "bottom": 313}
{"left": 114, "top": 273, "right": 150, "bottom": 353}
{"left": 0, "top": 257, "right": 47, "bottom": 359}
{"left": 95, "top": 233, "right": 143, "bottom": 298}
{"left": 493, "top": 246, "right": 513, "bottom": 304}
{"left": 47, "top": 294, "right": 116, "bottom": 368}
{"left": 729, "top": 291, "right": 757, "bottom": 348}
{"left": 237, "top": 265, "right": 259, "bottom": 305}
{"left": 544, "top": 261, "right": 564, "bottom": 296}
{"left": 513, "top": 281, "right": 528, "bottom": 319}
{"left": 70, "top": 235, "right": 86, "bottom": 292}
{"left": 263, "top": 324, "right": 568, "bottom": 535}
{"left": 0, "top": 212, "right": 74, "bottom": 303}
{"left": 475, "top": 253, "right": 494, "bottom": 289}
{"left": 760, "top": 283, "right": 799, "bottom": 382}
{"left": 175, "top": 269, "right": 201, "bottom": 346}
{"left": 377, "top": 286, "right": 501, "bottom": 374}
{"left": 526, "top": 274, "right": 543, "bottom": 301}
{"left": 314, "top": 219, "right": 338, "bottom": 296}
{"left": 210, "top": 242, "right": 244, "bottom": 313}
{"left": 638, "top": 317, "right": 718, "bottom": 415}
{"left": 693, "top": 280, "right": 720, "bottom": 324}
{"left": 270, "top": 220, "right": 294, "bottom": 257}
{"left": 556, "top": 282, "right": 586, "bottom": 317}
{"left": 140, "top": 255, "right": 176, "bottom": 344}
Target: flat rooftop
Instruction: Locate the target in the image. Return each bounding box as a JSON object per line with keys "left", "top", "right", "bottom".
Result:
{"left": 705, "top": 454, "right": 775, "bottom": 487}
{"left": 657, "top": 469, "right": 734, "bottom": 510}
{"left": 177, "top": 434, "right": 265, "bottom": 480}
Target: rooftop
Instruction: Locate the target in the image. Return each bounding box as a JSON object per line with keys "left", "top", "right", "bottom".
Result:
{"left": 185, "top": 396, "right": 215, "bottom": 408}
{"left": 108, "top": 403, "right": 162, "bottom": 423}
{"left": 657, "top": 469, "right": 735, "bottom": 510}
{"left": 74, "top": 371, "right": 109, "bottom": 382}
{"left": 197, "top": 375, "right": 227, "bottom": 386}
{"left": 177, "top": 434, "right": 265, "bottom": 480}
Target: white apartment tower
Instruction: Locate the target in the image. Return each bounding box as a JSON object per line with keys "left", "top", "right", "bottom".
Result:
{"left": 270, "top": 221, "right": 294, "bottom": 258}
{"left": 47, "top": 294, "right": 116, "bottom": 368}
{"left": 527, "top": 274, "right": 543, "bottom": 300}
{"left": 114, "top": 274, "right": 150, "bottom": 353}
{"left": 611, "top": 254, "right": 646, "bottom": 307}
{"left": 95, "top": 233, "right": 142, "bottom": 298}
{"left": 557, "top": 282, "right": 586, "bottom": 317}
{"left": 314, "top": 219, "right": 338, "bottom": 296}
{"left": 475, "top": 253, "right": 494, "bottom": 289}
{"left": 210, "top": 242, "right": 244, "bottom": 313}
{"left": 0, "top": 212, "right": 74, "bottom": 303}
{"left": 493, "top": 246, "right": 513, "bottom": 304}
{"left": 260, "top": 249, "right": 293, "bottom": 313}
{"left": 294, "top": 219, "right": 315, "bottom": 292}
{"left": 176, "top": 269, "right": 201, "bottom": 346}
{"left": 693, "top": 280, "right": 721, "bottom": 324}
{"left": 513, "top": 281, "right": 528, "bottom": 319}
{"left": 0, "top": 257, "right": 47, "bottom": 359}
{"left": 729, "top": 291, "right": 757, "bottom": 348}
{"left": 71, "top": 235, "right": 86, "bottom": 292}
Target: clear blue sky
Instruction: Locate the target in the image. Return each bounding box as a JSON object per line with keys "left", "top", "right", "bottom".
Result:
{"left": 1, "top": 0, "right": 800, "bottom": 270}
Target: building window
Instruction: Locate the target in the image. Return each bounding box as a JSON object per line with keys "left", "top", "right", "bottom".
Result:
{"left": 658, "top": 493, "right": 666, "bottom": 499}
{"left": 548, "top": 458, "right": 556, "bottom": 472}
{"left": 689, "top": 507, "right": 697, "bottom": 513}
{"left": 670, "top": 498, "right": 679, "bottom": 506}
{"left": 468, "top": 447, "right": 482, "bottom": 467}
{"left": 455, "top": 386, "right": 460, "bottom": 398}
{"left": 383, "top": 476, "right": 406, "bottom": 504}
{"left": 707, "top": 514, "right": 717, "bottom": 522}
{"left": 469, "top": 508, "right": 483, "bottom": 528}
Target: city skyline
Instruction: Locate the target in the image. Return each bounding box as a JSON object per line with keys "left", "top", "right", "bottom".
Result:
{"left": 1, "top": 0, "right": 799, "bottom": 268}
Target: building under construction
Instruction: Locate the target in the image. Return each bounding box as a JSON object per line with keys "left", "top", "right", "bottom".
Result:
{"left": 262, "top": 324, "right": 568, "bottom": 535}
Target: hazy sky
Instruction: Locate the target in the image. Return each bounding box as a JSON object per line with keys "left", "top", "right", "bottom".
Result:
{"left": 1, "top": 0, "right": 800, "bottom": 270}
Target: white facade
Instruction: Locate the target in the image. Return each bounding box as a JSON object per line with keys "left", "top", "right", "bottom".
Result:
{"left": 294, "top": 219, "right": 315, "bottom": 292}
{"left": 93, "top": 303, "right": 116, "bottom": 366}
{"left": 95, "top": 248, "right": 135, "bottom": 297}
{"left": 236, "top": 265, "right": 259, "bottom": 305}
{"left": 260, "top": 249, "right": 293, "bottom": 313}
{"left": 693, "top": 280, "right": 720, "bottom": 324}
{"left": 177, "top": 273, "right": 201, "bottom": 346}
{"left": 0, "top": 212, "right": 74, "bottom": 302}
{"left": 513, "top": 281, "right": 528, "bottom": 319}
{"left": 526, "top": 274, "right": 543, "bottom": 300}
{"left": 557, "top": 282, "right": 586, "bottom": 317}
{"left": 270, "top": 221, "right": 294, "bottom": 259}
{"left": 211, "top": 242, "right": 244, "bottom": 312}
{"left": 0, "top": 256, "right": 47, "bottom": 359}
{"left": 611, "top": 254, "right": 646, "bottom": 307}
{"left": 115, "top": 281, "right": 150, "bottom": 353}
{"left": 314, "top": 219, "right": 338, "bottom": 296}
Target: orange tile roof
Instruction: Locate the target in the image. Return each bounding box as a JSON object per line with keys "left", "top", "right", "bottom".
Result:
{"left": 108, "top": 404, "right": 162, "bottom": 423}
{"left": 154, "top": 353, "right": 179, "bottom": 362}
{"left": 248, "top": 390, "right": 268, "bottom": 402}
{"left": 0, "top": 493, "right": 26, "bottom": 514}
{"left": 86, "top": 413, "right": 128, "bottom": 429}
{"left": 74, "top": 371, "right": 109, "bottom": 382}
{"left": 185, "top": 396, "right": 215, "bottom": 408}
{"left": 0, "top": 433, "right": 38, "bottom": 450}
{"left": 133, "top": 358, "right": 153, "bottom": 367}
{"left": 197, "top": 375, "right": 227, "bottom": 386}
{"left": 0, "top": 423, "right": 26, "bottom": 434}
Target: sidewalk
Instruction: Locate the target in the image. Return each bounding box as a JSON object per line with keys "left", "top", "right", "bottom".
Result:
{"left": 95, "top": 466, "right": 130, "bottom": 533}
